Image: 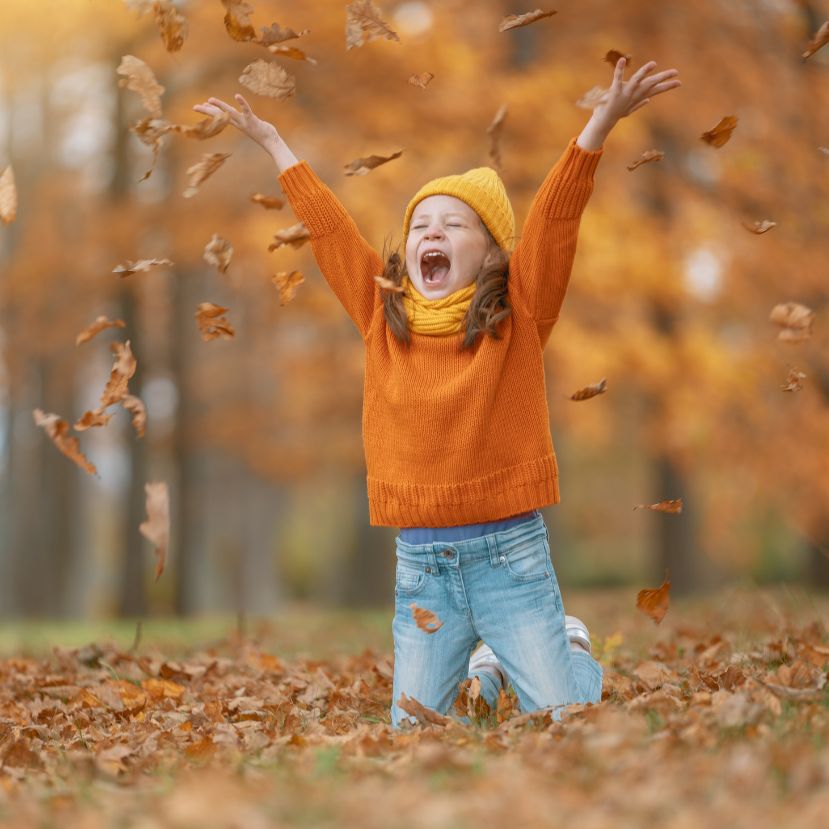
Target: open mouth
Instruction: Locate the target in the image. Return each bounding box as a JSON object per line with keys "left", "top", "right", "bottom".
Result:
{"left": 420, "top": 250, "right": 451, "bottom": 285}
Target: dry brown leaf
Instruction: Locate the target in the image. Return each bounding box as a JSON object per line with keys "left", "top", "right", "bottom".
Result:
{"left": 268, "top": 222, "right": 311, "bottom": 251}
{"left": 250, "top": 193, "right": 285, "bottom": 209}
{"left": 626, "top": 149, "right": 664, "bottom": 171}
{"left": 73, "top": 410, "right": 113, "bottom": 431}
{"left": 112, "top": 257, "right": 174, "bottom": 277}
{"left": 769, "top": 301, "right": 814, "bottom": 343}
{"left": 153, "top": 0, "right": 189, "bottom": 51}
{"left": 409, "top": 604, "right": 443, "bottom": 634}
{"left": 576, "top": 85, "right": 608, "bottom": 111}
{"left": 239, "top": 60, "right": 296, "bottom": 100}
{"left": 165, "top": 112, "right": 231, "bottom": 140}
{"left": 495, "top": 688, "right": 518, "bottom": 723}
{"left": 76, "top": 316, "right": 126, "bottom": 346}
{"left": 130, "top": 115, "right": 170, "bottom": 181}
{"left": 116, "top": 55, "right": 165, "bottom": 117}
{"left": 32, "top": 409, "right": 97, "bottom": 476}
{"left": 99, "top": 340, "right": 138, "bottom": 409}
{"left": 222, "top": 0, "right": 256, "bottom": 41}
{"left": 373, "top": 275, "right": 404, "bottom": 293}
{"left": 740, "top": 218, "right": 776, "bottom": 234}
{"left": 569, "top": 377, "right": 607, "bottom": 401}
{"left": 183, "top": 153, "right": 231, "bottom": 198}
{"left": 633, "top": 498, "right": 683, "bottom": 514}
{"left": 204, "top": 234, "right": 233, "bottom": 274}
{"left": 139, "top": 481, "right": 169, "bottom": 580}
{"left": 636, "top": 574, "right": 671, "bottom": 624}
{"left": 486, "top": 104, "right": 508, "bottom": 170}
{"left": 195, "top": 303, "right": 235, "bottom": 341}
{"left": 267, "top": 44, "right": 317, "bottom": 63}
{"left": 780, "top": 367, "right": 806, "bottom": 392}
{"left": 408, "top": 72, "right": 434, "bottom": 89}
{"left": 0, "top": 165, "right": 17, "bottom": 223}
{"left": 259, "top": 23, "right": 311, "bottom": 46}
{"left": 343, "top": 150, "right": 403, "bottom": 176}
{"left": 346, "top": 0, "right": 401, "bottom": 50}
{"left": 701, "top": 115, "right": 738, "bottom": 148}
{"left": 802, "top": 20, "right": 829, "bottom": 59}
{"left": 271, "top": 271, "right": 305, "bottom": 305}
{"left": 499, "top": 9, "right": 558, "bottom": 33}
{"left": 122, "top": 394, "right": 147, "bottom": 438}
{"left": 604, "top": 49, "right": 632, "bottom": 66}
{"left": 397, "top": 693, "right": 450, "bottom": 726}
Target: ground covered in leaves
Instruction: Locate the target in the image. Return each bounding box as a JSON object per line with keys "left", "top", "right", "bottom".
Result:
{"left": 0, "top": 587, "right": 828, "bottom": 828}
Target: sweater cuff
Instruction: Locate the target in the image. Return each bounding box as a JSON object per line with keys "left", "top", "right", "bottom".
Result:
{"left": 562, "top": 136, "right": 604, "bottom": 181}
{"left": 278, "top": 159, "right": 322, "bottom": 200}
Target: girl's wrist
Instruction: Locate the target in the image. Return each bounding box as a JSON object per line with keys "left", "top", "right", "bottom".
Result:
{"left": 577, "top": 114, "right": 615, "bottom": 152}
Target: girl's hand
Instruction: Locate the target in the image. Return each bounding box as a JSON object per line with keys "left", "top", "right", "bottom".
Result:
{"left": 592, "top": 58, "right": 682, "bottom": 129}
{"left": 192, "top": 93, "right": 279, "bottom": 151}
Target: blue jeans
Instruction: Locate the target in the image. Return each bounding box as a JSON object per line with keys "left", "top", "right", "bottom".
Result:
{"left": 391, "top": 513, "right": 603, "bottom": 728}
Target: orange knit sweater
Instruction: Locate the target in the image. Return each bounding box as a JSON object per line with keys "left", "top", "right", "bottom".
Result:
{"left": 278, "top": 136, "right": 603, "bottom": 527}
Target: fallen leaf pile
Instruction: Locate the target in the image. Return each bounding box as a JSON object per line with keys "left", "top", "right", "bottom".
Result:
{"left": 0, "top": 600, "right": 826, "bottom": 827}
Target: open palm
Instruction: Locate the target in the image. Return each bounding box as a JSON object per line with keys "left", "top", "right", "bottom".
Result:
{"left": 593, "top": 58, "right": 682, "bottom": 124}
{"left": 192, "top": 93, "right": 278, "bottom": 150}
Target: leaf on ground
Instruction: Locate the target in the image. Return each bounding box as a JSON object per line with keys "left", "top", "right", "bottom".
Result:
{"left": 398, "top": 692, "right": 449, "bottom": 726}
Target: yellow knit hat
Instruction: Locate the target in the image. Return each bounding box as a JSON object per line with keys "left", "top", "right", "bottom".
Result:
{"left": 402, "top": 166, "right": 516, "bottom": 253}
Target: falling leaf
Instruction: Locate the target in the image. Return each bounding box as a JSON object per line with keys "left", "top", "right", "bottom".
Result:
{"left": 626, "top": 150, "right": 664, "bottom": 171}
{"left": 802, "top": 20, "right": 829, "bottom": 59}
{"left": 569, "top": 377, "right": 607, "bottom": 401}
{"left": 121, "top": 394, "right": 147, "bottom": 437}
{"left": 165, "top": 111, "right": 231, "bottom": 139}
{"left": 259, "top": 23, "right": 311, "bottom": 46}
{"left": 73, "top": 410, "right": 113, "bottom": 431}
{"left": 204, "top": 234, "right": 233, "bottom": 274}
{"left": 636, "top": 573, "right": 671, "bottom": 623}
{"left": 344, "top": 150, "right": 403, "bottom": 176}
{"left": 780, "top": 367, "right": 806, "bottom": 392}
{"left": 408, "top": 72, "right": 434, "bottom": 89}
{"left": 820, "top": 146, "right": 829, "bottom": 155}
{"left": 75, "top": 316, "right": 126, "bottom": 346}
{"left": 250, "top": 193, "right": 285, "bottom": 209}
{"left": 113, "top": 257, "right": 174, "bottom": 277}
{"left": 130, "top": 115, "right": 171, "bottom": 181}
{"left": 222, "top": 0, "right": 257, "bottom": 41}
{"left": 183, "top": 152, "right": 231, "bottom": 198}
{"left": 373, "top": 274, "right": 404, "bottom": 292}
{"left": 496, "top": 688, "right": 518, "bottom": 723}
{"left": 116, "top": 55, "right": 165, "bottom": 117}
{"left": 741, "top": 219, "right": 777, "bottom": 234}
{"left": 195, "top": 303, "right": 235, "bottom": 341}
{"left": 410, "top": 604, "right": 443, "bottom": 634}
{"left": 0, "top": 165, "right": 17, "bottom": 223}
{"left": 498, "top": 9, "right": 558, "bottom": 33}
{"left": 267, "top": 44, "right": 317, "bottom": 63}
{"left": 153, "top": 0, "right": 189, "bottom": 51}
{"left": 769, "top": 302, "right": 814, "bottom": 343}
{"left": 99, "top": 340, "right": 138, "bottom": 409}
{"left": 271, "top": 271, "right": 305, "bottom": 305}
{"left": 139, "top": 481, "right": 169, "bottom": 580}
{"left": 397, "top": 692, "right": 449, "bottom": 725}
{"left": 486, "top": 104, "right": 508, "bottom": 170}
{"left": 576, "top": 85, "right": 608, "bottom": 110}
{"left": 32, "top": 409, "right": 97, "bottom": 476}
{"left": 268, "top": 222, "right": 311, "bottom": 250}
{"left": 604, "top": 49, "right": 632, "bottom": 66}
{"left": 633, "top": 498, "right": 683, "bottom": 514}
{"left": 346, "top": 0, "right": 401, "bottom": 49}
{"left": 239, "top": 60, "right": 296, "bottom": 100}
{"left": 701, "top": 116, "right": 738, "bottom": 148}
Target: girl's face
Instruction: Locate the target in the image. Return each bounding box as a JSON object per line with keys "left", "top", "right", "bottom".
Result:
{"left": 405, "top": 195, "right": 490, "bottom": 299}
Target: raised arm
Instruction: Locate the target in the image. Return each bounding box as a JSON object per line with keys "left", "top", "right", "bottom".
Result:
{"left": 509, "top": 57, "right": 681, "bottom": 347}
{"left": 193, "top": 94, "right": 381, "bottom": 340}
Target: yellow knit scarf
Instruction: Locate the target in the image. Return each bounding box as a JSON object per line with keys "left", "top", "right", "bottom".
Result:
{"left": 401, "top": 273, "right": 476, "bottom": 335}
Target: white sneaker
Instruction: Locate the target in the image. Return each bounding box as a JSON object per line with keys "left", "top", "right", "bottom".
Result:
{"left": 468, "top": 642, "right": 508, "bottom": 689}
{"left": 565, "top": 615, "right": 592, "bottom": 654}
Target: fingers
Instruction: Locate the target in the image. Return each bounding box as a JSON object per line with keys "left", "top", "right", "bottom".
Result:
{"left": 207, "top": 96, "right": 238, "bottom": 115}
{"left": 629, "top": 60, "right": 657, "bottom": 85}
{"left": 611, "top": 56, "right": 626, "bottom": 89}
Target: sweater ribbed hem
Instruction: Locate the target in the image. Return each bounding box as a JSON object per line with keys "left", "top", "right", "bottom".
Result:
{"left": 367, "top": 454, "right": 561, "bottom": 527}
{"left": 545, "top": 137, "right": 604, "bottom": 219}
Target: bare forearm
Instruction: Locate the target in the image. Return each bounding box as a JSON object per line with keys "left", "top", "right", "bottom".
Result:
{"left": 264, "top": 135, "right": 300, "bottom": 174}
{"left": 576, "top": 113, "right": 614, "bottom": 152}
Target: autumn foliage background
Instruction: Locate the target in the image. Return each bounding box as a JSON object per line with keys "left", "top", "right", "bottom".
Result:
{"left": 0, "top": 0, "right": 828, "bottom": 621}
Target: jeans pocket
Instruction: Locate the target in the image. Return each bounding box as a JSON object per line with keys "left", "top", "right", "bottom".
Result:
{"left": 394, "top": 550, "right": 428, "bottom": 597}
{"left": 502, "top": 533, "right": 551, "bottom": 583}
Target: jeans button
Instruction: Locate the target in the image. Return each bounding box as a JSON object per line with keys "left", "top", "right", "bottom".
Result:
{"left": 499, "top": 555, "right": 506, "bottom": 563}
{"left": 441, "top": 549, "right": 453, "bottom": 558}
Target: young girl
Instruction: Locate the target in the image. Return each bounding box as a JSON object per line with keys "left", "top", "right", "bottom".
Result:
{"left": 195, "top": 57, "right": 681, "bottom": 727}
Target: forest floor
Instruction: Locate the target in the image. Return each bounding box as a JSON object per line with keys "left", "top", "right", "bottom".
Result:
{"left": 0, "top": 584, "right": 827, "bottom": 829}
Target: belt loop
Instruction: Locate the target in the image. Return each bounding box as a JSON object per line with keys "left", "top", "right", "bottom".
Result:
{"left": 486, "top": 534, "right": 500, "bottom": 567}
